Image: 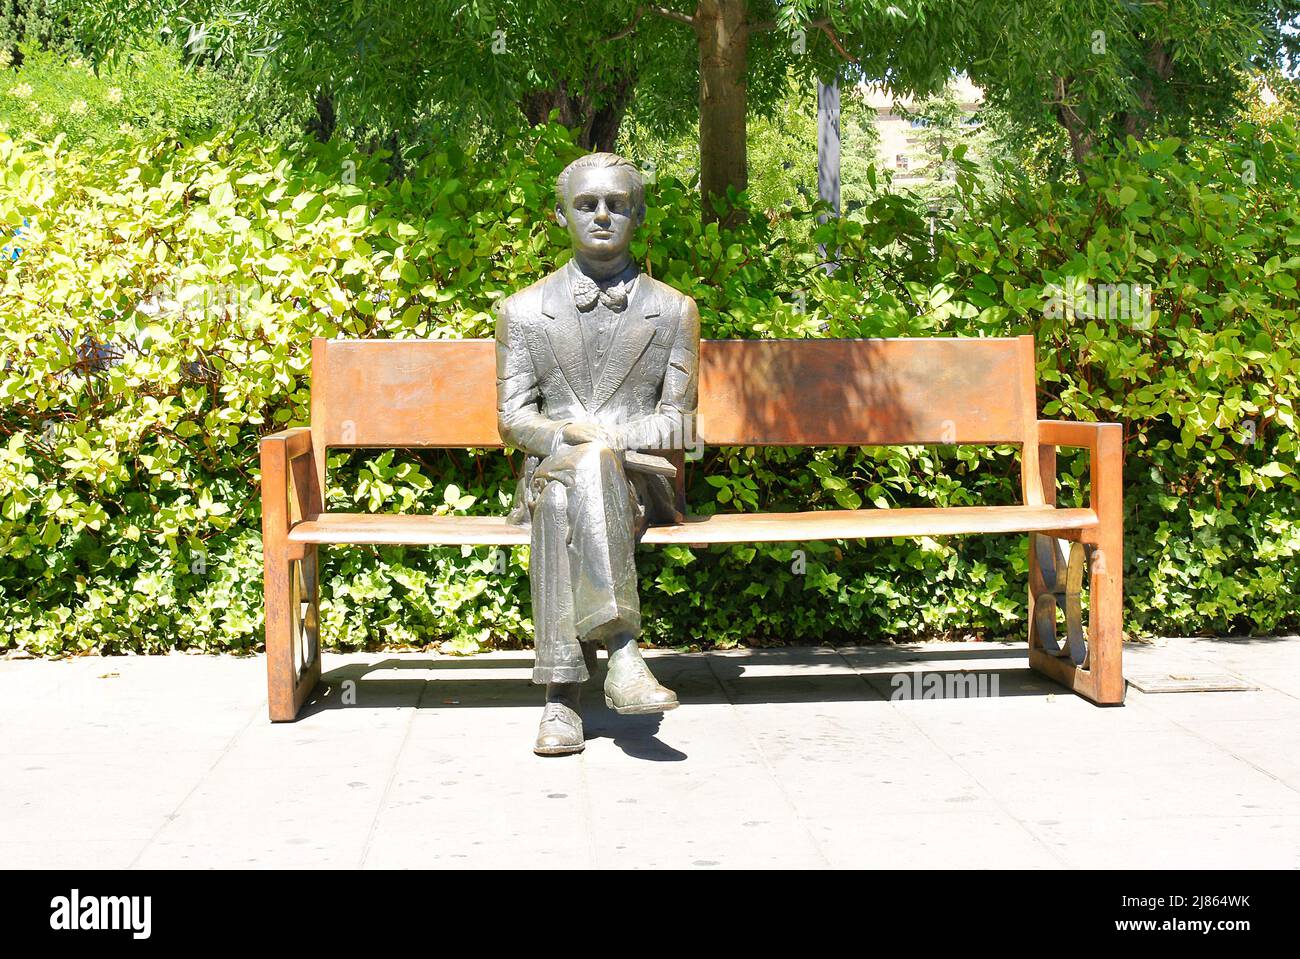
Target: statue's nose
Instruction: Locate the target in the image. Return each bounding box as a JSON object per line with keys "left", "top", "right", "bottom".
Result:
{"left": 594, "top": 202, "right": 612, "bottom": 223}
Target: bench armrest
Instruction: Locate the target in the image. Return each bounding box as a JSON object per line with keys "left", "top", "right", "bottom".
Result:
{"left": 260, "top": 428, "right": 321, "bottom": 551}
{"left": 260, "top": 426, "right": 313, "bottom": 459}
{"left": 1038, "top": 420, "right": 1120, "bottom": 451}
{"left": 1037, "top": 420, "right": 1122, "bottom": 520}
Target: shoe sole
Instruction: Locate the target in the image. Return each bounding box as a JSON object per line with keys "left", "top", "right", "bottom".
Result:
{"left": 534, "top": 743, "right": 585, "bottom": 756}
{"left": 604, "top": 696, "right": 680, "bottom": 715}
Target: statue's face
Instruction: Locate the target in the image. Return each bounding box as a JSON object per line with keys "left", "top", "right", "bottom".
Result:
{"left": 556, "top": 165, "right": 644, "bottom": 260}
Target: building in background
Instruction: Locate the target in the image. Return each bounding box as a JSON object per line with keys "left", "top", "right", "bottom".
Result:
{"left": 864, "top": 76, "right": 984, "bottom": 188}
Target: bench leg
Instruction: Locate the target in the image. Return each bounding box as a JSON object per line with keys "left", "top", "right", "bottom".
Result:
{"left": 265, "top": 543, "right": 322, "bottom": 721}
{"left": 1027, "top": 531, "right": 1125, "bottom": 705}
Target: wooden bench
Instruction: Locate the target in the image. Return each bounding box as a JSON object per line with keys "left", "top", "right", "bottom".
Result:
{"left": 260, "top": 334, "right": 1124, "bottom": 720}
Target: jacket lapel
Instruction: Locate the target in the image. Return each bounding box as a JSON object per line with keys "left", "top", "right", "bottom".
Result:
{"left": 540, "top": 270, "right": 594, "bottom": 407}
{"left": 589, "top": 277, "right": 659, "bottom": 413}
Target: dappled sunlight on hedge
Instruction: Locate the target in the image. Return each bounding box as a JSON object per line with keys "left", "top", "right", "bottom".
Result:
{"left": 0, "top": 119, "right": 1296, "bottom": 655}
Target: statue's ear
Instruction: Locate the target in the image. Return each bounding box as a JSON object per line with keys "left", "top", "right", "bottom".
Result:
{"left": 555, "top": 203, "right": 568, "bottom": 229}
{"left": 635, "top": 202, "right": 647, "bottom": 227}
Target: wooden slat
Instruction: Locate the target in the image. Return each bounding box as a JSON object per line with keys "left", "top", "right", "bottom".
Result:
{"left": 315, "top": 338, "right": 503, "bottom": 449}
{"left": 1016, "top": 335, "right": 1045, "bottom": 504}
{"left": 644, "top": 506, "right": 1097, "bottom": 543}
{"left": 287, "top": 506, "right": 1099, "bottom": 547}
{"left": 698, "top": 337, "right": 1030, "bottom": 445}
{"left": 311, "top": 336, "right": 1034, "bottom": 450}
{"left": 291, "top": 513, "right": 527, "bottom": 546}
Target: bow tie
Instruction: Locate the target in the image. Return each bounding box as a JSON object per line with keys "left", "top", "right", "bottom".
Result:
{"left": 571, "top": 271, "right": 632, "bottom": 312}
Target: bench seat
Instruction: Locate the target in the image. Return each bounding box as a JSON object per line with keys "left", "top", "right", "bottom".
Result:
{"left": 286, "top": 505, "right": 1100, "bottom": 547}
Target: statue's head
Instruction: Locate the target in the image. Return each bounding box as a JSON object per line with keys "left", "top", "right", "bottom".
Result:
{"left": 555, "top": 153, "right": 645, "bottom": 262}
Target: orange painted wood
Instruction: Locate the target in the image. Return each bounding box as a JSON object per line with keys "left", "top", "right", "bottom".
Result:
{"left": 265, "top": 425, "right": 312, "bottom": 458}
{"left": 1029, "top": 419, "right": 1126, "bottom": 705}
{"left": 290, "top": 514, "right": 528, "bottom": 546}
{"left": 698, "top": 336, "right": 1033, "bottom": 445}
{"left": 1017, "top": 336, "right": 1045, "bottom": 505}
{"left": 314, "top": 338, "right": 503, "bottom": 451}
{"left": 645, "top": 505, "right": 1097, "bottom": 543}
{"left": 257, "top": 334, "right": 1128, "bottom": 719}
{"left": 259, "top": 433, "right": 297, "bottom": 721}
{"left": 287, "top": 505, "right": 1100, "bottom": 547}
{"left": 309, "top": 335, "right": 1035, "bottom": 456}
{"left": 260, "top": 428, "right": 324, "bottom": 721}
{"left": 1083, "top": 421, "right": 1125, "bottom": 704}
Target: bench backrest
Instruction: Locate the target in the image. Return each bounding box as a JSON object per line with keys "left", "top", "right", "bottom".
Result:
{"left": 309, "top": 335, "right": 1044, "bottom": 502}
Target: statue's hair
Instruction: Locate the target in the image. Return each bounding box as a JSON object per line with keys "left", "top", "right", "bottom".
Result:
{"left": 555, "top": 153, "right": 645, "bottom": 210}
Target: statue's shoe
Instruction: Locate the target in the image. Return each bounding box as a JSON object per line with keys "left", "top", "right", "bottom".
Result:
{"left": 603, "top": 657, "right": 679, "bottom": 715}
{"left": 534, "top": 701, "right": 585, "bottom": 756}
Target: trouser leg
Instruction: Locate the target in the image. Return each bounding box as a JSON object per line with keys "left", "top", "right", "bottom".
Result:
{"left": 530, "top": 479, "right": 585, "bottom": 685}
{"left": 568, "top": 443, "right": 641, "bottom": 638}
{"left": 528, "top": 442, "right": 641, "bottom": 685}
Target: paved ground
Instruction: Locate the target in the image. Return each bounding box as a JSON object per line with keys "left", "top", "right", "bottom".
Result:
{"left": 2, "top": 636, "right": 1298, "bottom": 869}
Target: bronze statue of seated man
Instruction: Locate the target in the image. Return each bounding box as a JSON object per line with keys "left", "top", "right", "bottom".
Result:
{"left": 493, "top": 152, "right": 701, "bottom": 755}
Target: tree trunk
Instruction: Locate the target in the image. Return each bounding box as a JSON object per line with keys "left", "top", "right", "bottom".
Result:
{"left": 587, "top": 82, "right": 631, "bottom": 153}
{"left": 307, "top": 91, "right": 336, "bottom": 142}
{"left": 1119, "top": 40, "right": 1175, "bottom": 142}
{"left": 695, "top": 0, "right": 749, "bottom": 224}
{"left": 521, "top": 70, "right": 634, "bottom": 153}
{"left": 1053, "top": 75, "right": 1095, "bottom": 180}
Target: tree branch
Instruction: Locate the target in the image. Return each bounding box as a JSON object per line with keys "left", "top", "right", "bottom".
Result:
{"left": 651, "top": 4, "right": 696, "bottom": 27}
{"left": 810, "top": 19, "right": 858, "bottom": 63}
{"left": 605, "top": 4, "right": 695, "bottom": 42}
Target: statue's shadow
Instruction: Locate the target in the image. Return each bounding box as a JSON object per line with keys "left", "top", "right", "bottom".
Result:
{"left": 307, "top": 656, "right": 687, "bottom": 762}
{"left": 580, "top": 705, "right": 683, "bottom": 762}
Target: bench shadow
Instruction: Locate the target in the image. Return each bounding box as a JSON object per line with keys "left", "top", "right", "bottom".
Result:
{"left": 705, "top": 652, "right": 1056, "bottom": 702}
{"left": 305, "top": 656, "right": 692, "bottom": 761}
{"left": 301, "top": 646, "right": 1060, "bottom": 760}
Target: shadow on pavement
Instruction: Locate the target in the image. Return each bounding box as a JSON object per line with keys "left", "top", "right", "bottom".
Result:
{"left": 297, "top": 647, "right": 1061, "bottom": 759}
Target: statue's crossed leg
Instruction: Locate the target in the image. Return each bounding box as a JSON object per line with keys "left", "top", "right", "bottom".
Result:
{"left": 528, "top": 441, "right": 676, "bottom": 756}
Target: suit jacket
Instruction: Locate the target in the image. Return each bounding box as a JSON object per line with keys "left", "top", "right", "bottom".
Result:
{"left": 494, "top": 263, "right": 701, "bottom": 527}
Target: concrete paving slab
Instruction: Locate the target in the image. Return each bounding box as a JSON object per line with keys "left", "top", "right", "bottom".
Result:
{"left": 807, "top": 810, "right": 1064, "bottom": 869}
{"left": 1131, "top": 636, "right": 1300, "bottom": 698}
{"left": 0, "top": 839, "right": 146, "bottom": 869}
{"left": 1021, "top": 813, "right": 1300, "bottom": 869}
{"left": 362, "top": 743, "right": 592, "bottom": 869}
{"left": 730, "top": 707, "right": 1010, "bottom": 818}
{"left": 1144, "top": 717, "right": 1300, "bottom": 793}
{"left": 1, "top": 750, "right": 219, "bottom": 843}
{"left": 1, "top": 637, "right": 1298, "bottom": 868}
{"left": 134, "top": 758, "right": 394, "bottom": 868}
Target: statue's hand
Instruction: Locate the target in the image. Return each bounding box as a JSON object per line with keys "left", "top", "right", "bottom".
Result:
{"left": 561, "top": 422, "right": 619, "bottom": 448}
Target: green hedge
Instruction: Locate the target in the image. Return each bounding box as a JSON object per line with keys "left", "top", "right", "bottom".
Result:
{"left": 1, "top": 118, "right": 1297, "bottom": 656}
{"left": 0, "top": 41, "right": 257, "bottom": 152}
